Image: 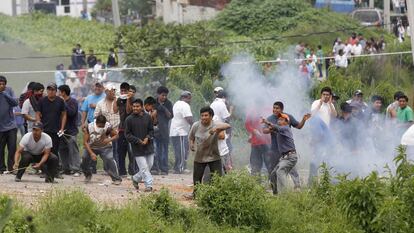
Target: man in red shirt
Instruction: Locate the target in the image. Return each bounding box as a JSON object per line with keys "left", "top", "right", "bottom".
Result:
{"left": 245, "top": 109, "right": 274, "bottom": 177}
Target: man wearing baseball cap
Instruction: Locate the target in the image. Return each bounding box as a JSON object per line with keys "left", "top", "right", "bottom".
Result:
{"left": 36, "top": 82, "right": 67, "bottom": 161}
{"left": 262, "top": 112, "right": 311, "bottom": 194}
{"left": 13, "top": 122, "right": 59, "bottom": 183}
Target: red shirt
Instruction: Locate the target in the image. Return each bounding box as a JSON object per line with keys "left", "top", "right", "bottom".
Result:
{"left": 245, "top": 113, "right": 271, "bottom": 146}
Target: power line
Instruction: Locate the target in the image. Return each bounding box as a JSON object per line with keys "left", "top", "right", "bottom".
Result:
{"left": 1, "top": 50, "right": 411, "bottom": 75}
{"left": 0, "top": 23, "right": 396, "bottom": 61}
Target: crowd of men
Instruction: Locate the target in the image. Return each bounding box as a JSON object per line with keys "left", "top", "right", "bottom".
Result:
{"left": 295, "top": 32, "right": 388, "bottom": 80}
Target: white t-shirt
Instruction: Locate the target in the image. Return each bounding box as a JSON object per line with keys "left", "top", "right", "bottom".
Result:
{"left": 20, "top": 132, "right": 53, "bottom": 155}
{"left": 66, "top": 78, "right": 81, "bottom": 92}
{"left": 352, "top": 44, "right": 363, "bottom": 56}
{"left": 170, "top": 100, "right": 193, "bottom": 137}
{"left": 335, "top": 54, "right": 348, "bottom": 68}
{"left": 210, "top": 98, "right": 230, "bottom": 123}
{"left": 213, "top": 116, "right": 229, "bottom": 156}
{"left": 311, "top": 100, "right": 336, "bottom": 127}
{"left": 21, "top": 99, "right": 36, "bottom": 132}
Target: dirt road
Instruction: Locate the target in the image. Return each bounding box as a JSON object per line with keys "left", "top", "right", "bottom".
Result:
{"left": 0, "top": 171, "right": 194, "bottom": 207}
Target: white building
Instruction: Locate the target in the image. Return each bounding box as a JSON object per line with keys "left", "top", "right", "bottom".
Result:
{"left": 155, "top": 0, "right": 229, "bottom": 24}
{"left": 0, "top": 0, "right": 96, "bottom": 17}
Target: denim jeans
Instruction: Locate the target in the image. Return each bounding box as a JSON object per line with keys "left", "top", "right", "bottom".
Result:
{"left": 133, "top": 154, "right": 154, "bottom": 188}
{"left": 0, "top": 128, "right": 17, "bottom": 172}
{"left": 270, "top": 153, "right": 298, "bottom": 194}
{"left": 59, "top": 134, "right": 81, "bottom": 172}
{"left": 153, "top": 139, "right": 169, "bottom": 173}
{"left": 81, "top": 147, "right": 121, "bottom": 181}
{"left": 171, "top": 136, "right": 189, "bottom": 173}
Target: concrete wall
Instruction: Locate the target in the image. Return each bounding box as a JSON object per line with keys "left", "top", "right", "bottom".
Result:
{"left": 156, "top": 0, "right": 220, "bottom": 24}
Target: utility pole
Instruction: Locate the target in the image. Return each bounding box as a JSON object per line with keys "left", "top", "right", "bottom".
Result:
{"left": 407, "top": 0, "right": 414, "bottom": 65}
{"left": 384, "top": 0, "right": 391, "bottom": 32}
{"left": 111, "top": 0, "right": 121, "bottom": 27}
{"left": 369, "top": 0, "right": 374, "bottom": 8}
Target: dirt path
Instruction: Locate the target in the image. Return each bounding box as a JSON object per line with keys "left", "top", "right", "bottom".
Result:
{"left": 0, "top": 171, "right": 194, "bottom": 207}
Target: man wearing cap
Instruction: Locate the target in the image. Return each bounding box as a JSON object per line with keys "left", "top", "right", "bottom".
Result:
{"left": 13, "top": 122, "right": 59, "bottom": 183}
{"left": 263, "top": 101, "right": 310, "bottom": 188}
{"left": 95, "top": 84, "right": 120, "bottom": 165}
{"left": 346, "top": 90, "right": 368, "bottom": 118}
{"left": 0, "top": 76, "right": 18, "bottom": 174}
{"left": 170, "top": 91, "right": 193, "bottom": 174}
{"left": 262, "top": 113, "right": 311, "bottom": 194}
{"left": 36, "top": 82, "right": 67, "bottom": 159}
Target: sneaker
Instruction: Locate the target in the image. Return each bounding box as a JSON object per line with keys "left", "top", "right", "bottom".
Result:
{"left": 160, "top": 171, "right": 168, "bottom": 176}
{"left": 55, "top": 174, "right": 64, "bottom": 179}
{"left": 73, "top": 172, "right": 81, "bottom": 177}
{"left": 15, "top": 177, "right": 21, "bottom": 182}
{"left": 45, "top": 178, "right": 57, "bottom": 183}
{"left": 144, "top": 187, "right": 153, "bottom": 192}
{"left": 84, "top": 175, "right": 92, "bottom": 183}
{"left": 112, "top": 180, "right": 122, "bottom": 185}
{"left": 132, "top": 177, "right": 139, "bottom": 190}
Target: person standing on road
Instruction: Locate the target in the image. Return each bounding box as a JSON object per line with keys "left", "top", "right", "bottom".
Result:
{"left": 125, "top": 99, "right": 155, "bottom": 192}
{"left": 81, "top": 115, "right": 122, "bottom": 185}
{"left": 170, "top": 91, "right": 193, "bottom": 174}
{"left": 57, "top": 85, "right": 81, "bottom": 177}
{"left": 36, "top": 83, "right": 67, "bottom": 158}
{"left": 13, "top": 122, "right": 59, "bottom": 183}
{"left": 262, "top": 113, "right": 311, "bottom": 194}
{"left": 153, "top": 86, "right": 173, "bottom": 175}
{"left": 113, "top": 82, "right": 135, "bottom": 176}
{"left": 189, "top": 107, "right": 230, "bottom": 196}
{"left": 22, "top": 83, "right": 44, "bottom": 133}
{"left": 0, "top": 76, "right": 18, "bottom": 174}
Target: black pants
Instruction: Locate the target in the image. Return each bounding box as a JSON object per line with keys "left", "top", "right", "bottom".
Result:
{"left": 117, "top": 132, "right": 137, "bottom": 176}
{"left": 16, "top": 151, "right": 59, "bottom": 182}
{"left": 250, "top": 144, "right": 276, "bottom": 176}
{"left": 44, "top": 131, "right": 60, "bottom": 156}
{"left": 193, "top": 160, "right": 223, "bottom": 190}
{"left": 0, "top": 128, "right": 17, "bottom": 172}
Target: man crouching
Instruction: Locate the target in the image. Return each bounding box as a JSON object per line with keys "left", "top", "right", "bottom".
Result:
{"left": 13, "top": 122, "right": 58, "bottom": 183}
{"left": 81, "top": 115, "right": 122, "bottom": 185}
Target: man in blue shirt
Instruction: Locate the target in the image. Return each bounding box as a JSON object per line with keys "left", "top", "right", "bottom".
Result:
{"left": 80, "top": 82, "right": 105, "bottom": 173}
{"left": 81, "top": 82, "right": 105, "bottom": 128}
{"left": 0, "top": 76, "right": 18, "bottom": 173}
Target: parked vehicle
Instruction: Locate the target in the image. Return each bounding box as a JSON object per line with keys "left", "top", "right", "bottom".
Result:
{"left": 350, "top": 8, "right": 383, "bottom": 27}
{"left": 315, "top": 0, "right": 355, "bottom": 13}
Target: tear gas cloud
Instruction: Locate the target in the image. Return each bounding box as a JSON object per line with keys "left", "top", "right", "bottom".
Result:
{"left": 221, "top": 53, "right": 402, "bottom": 180}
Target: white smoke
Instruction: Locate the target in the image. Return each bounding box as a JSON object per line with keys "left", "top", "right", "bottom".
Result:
{"left": 221, "top": 53, "right": 402, "bottom": 183}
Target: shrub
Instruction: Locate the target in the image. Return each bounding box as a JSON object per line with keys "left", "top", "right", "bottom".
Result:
{"left": 0, "top": 196, "right": 35, "bottom": 233}
{"left": 195, "top": 171, "right": 271, "bottom": 231}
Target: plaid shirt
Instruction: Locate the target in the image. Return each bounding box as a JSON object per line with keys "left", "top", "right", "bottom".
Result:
{"left": 94, "top": 99, "right": 120, "bottom": 129}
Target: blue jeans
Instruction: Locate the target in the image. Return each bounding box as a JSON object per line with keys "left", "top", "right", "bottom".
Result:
{"left": 153, "top": 139, "right": 169, "bottom": 173}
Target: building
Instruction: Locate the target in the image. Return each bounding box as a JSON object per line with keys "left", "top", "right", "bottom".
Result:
{"left": 0, "top": 0, "right": 96, "bottom": 17}
{"left": 155, "top": 0, "right": 230, "bottom": 24}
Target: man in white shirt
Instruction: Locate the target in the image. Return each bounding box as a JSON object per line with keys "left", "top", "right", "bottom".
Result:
{"left": 210, "top": 89, "right": 231, "bottom": 123}
{"left": 170, "top": 91, "right": 193, "bottom": 174}
{"left": 21, "top": 83, "right": 44, "bottom": 133}
{"left": 13, "top": 122, "right": 58, "bottom": 183}
{"left": 352, "top": 41, "right": 363, "bottom": 56}
{"left": 311, "top": 86, "right": 337, "bottom": 128}
{"left": 335, "top": 49, "right": 348, "bottom": 68}
{"left": 65, "top": 73, "right": 81, "bottom": 98}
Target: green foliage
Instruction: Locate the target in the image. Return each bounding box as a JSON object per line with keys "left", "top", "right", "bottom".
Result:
{"left": 0, "top": 13, "right": 115, "bottom": 57}
{"left": 335, "top": 172, "right": 385, "bottom": 233}
{"left": 35, "top": 190, "right": 103, "bottom": 233}
{"left": 196, "top": 171, "right": 271, "bottom": 231}
{"left": 0, "top": 196, "right": 34, "bottom": 233}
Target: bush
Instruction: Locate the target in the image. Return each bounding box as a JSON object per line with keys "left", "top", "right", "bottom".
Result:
{"left": 0, "top": 196, "right": 35, "bottom": 233}
{"left": 195, "top": 171, "right": 271, "bottom": 231}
